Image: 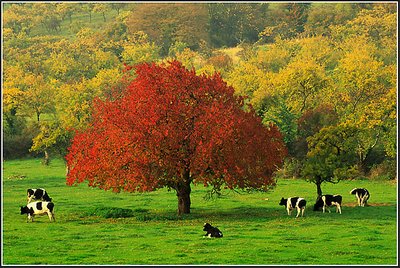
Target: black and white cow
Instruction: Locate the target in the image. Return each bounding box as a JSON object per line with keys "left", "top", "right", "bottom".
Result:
{"left": 27, "top": 188, "right": 52, "bottom": 203}
{"left": 203, "top": 223, "right": 223, "bottom": 238}
{"left": 350, "top": 188, "right": 370, "bottom": 207}
{"left": 20, "top": 201, "right": 55, "bottom": 222}
{"left": 313, "top": 194, "right": 342, "bottom": 214}
{"left": 279, "top": 197, "right": 307, "bottom": 218}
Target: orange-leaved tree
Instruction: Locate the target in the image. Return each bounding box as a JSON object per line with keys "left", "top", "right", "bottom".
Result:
{"left": 66, "top": 60, "right": 287, "bottom": 215}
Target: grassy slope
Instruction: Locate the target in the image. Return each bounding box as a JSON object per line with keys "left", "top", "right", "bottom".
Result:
{"left": 2, "top": 158, "right": 398, "bottom": 265}
{"left": 29, "top": 9, "right": 120, "bottom": 39}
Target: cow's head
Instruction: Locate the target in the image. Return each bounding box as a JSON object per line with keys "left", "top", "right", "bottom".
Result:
{"left": 203, "top": 223, "right": 212, "bottom": 232}
{"left": 313, "top": 197, "right": 323, "bottom": 211}
{"left": 27, "top": 189, "right": 34, "bottom": 196}
{"left": 20, "top": 206, "right": 34, "bottom": 215}
{"left": 20, "top": 206, "right": 29, "bottom": 215}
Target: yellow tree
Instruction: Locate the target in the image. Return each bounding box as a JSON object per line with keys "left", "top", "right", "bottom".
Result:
{"left": 30, "top": 68, "right": 124, "bottom": 165}
{"left": 226, "top": 62, "right": 264, "bottom": 99}
{"left": 273, "top": 56, "right": 329, "bottom": 115}
{"left": 333, "top": 37, "right": 387, "bottom": 118}
{"left": 332, "top": 36, "right": 395, "bottom": 172}
{"left": 121, "top": 32, "right": 161, "bottom": 65}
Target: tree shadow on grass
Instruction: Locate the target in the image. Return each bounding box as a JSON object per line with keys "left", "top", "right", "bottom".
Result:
{"left": 73, "top": 202, "right": 397, "bottom": 223}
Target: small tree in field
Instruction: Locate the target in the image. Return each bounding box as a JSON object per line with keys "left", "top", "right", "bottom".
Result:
{"left": 66, "top": 60, "right": 287, "bottom": 215}
{"left": 301, "top": 124, "right": 359, "bottom": 198}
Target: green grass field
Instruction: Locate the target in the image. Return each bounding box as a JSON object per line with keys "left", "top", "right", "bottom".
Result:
{"left": 2, "top": 158, "right": 398, "bottom": 265}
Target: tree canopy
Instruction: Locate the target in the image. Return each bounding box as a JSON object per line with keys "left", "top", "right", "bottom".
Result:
{"left": 65, "top": 61, "right": 287, "bottom": 215}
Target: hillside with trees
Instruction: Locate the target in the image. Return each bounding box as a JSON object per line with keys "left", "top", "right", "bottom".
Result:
{"left": 2, "top": 2, "right": 397, "bottom": 189}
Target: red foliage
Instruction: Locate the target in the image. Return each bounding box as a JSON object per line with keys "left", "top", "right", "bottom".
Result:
{"left": 66, "top": 60, "right": 287, "bottom": 196}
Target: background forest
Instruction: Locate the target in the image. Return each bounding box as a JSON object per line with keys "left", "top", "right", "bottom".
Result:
{"left": 2, "top": 2, "right": 397, "bottom": 185}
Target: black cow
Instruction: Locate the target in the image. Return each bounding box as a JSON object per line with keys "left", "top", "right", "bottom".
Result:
{"left": 203, "top": 223, "right": 223, "bottom": 238}
{"left": 313, "top": 194, "right": 342, "bottom": 214}
{"left": 350, "top": 188, "right": 370, "bottom": 207}
{"left": 20, "top": 201, "right": 55, "bottom": 222}
{"left": 279, "top": 197, "right": 307, "bottom": 218}
{"left": 27, "top": 188, "right": 52, "bottom": 203}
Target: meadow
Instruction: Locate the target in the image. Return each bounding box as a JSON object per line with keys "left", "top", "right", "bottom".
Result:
{"left": 2, "top": 158, "right": 398, "bottom": 265}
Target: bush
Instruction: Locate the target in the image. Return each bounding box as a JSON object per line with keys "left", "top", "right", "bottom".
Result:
{"left": 206, "top": 53, "right": 233, "bottom": 69}
{"left": 83, "top": 207, "right": 135, "bottom": 218}
{"left": 369, "top": 159, "right": 397, "bottom": 180}
{"left": 275, "top": 157, "right": 303, "bottom": 179}
{"left": 3, "top": 127, "right": 37, "bottom": 159}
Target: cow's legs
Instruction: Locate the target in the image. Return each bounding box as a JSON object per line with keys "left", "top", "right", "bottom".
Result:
{"left": 296, "top": 208, "right": 300, "bottom": 218}
{"left": 361, "top": 196, "right": 367, "bottom": 207}
{"left": 357, "top": 194, "right": 362, "bottom": 206}
{"left": 48, "top": 212, "right": 54, "bottom": 221}
{"left": 335, "top": 204, "right": 342, "bottom": 214}
{"left": 323, "top": 205, "right": 331, "bottom": 213}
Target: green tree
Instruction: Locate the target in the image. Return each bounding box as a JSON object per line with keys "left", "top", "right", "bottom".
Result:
{"left": 294, "top": 105, "right": 339, "bottom": 159}
{"left": 208, "top": 3, "right": 269, "bottom": 47}
{"left": 125, "top": 3, "right": 209, "bottom": 55}
{"left": 259, "top": 3, "right": 311, "bottom": 41}
{"left": 93, "top": 3, "right": 110, "bottom": 22}
{"left": 110, "top": 3, "right": 128, "bottom": 15}
{"left": 303, "top": 3, "right": 359, "bottom": 36}
{"left": 302, "top": 124, "right": 359, "bottom": 197}
{"left": 78, "top": 3, "right": 95, "bottom": 23}
{"left": 56, "top": 3, "right": 77, "bottom": 23}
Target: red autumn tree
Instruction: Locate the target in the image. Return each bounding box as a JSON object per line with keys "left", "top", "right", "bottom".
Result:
{"left": 66, "top": 60, "right": 287, "bottom": 215}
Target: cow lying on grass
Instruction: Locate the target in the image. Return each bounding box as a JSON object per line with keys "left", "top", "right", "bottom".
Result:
{"left": 350, "top": 188, "right": 370, "bottom": 207}
{"left": 27, "top": 188, "right": 52, "bottom": 203}
{"left": 203, "top": 223, "right": 223, "bottom": 238}
{"left": 20, "top": 201, "right": 55, "bottom": 222}
{"left": 313, "top": 194, "right": 342, "bottom": 214}
{"left": 279, "top": 197, "right": 307, "bottom": 218}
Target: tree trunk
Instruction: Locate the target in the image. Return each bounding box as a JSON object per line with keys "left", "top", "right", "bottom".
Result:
{"left": 316, "top": 177, "right": 322, "bottom": 197}
{"left": 42, "top": 150, "right": 50, "bottom": 166}
{"left": 176, "top": 169, "right": 191, "bottom": 215}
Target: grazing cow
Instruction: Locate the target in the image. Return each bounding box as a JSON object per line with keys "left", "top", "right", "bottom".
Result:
{"left": 313, "top": 194, "right": 342, "bottom": 214}
{"left": 27, "top": 188, "right": 52, "bottom": 203}
{"left": 279, "top": 197, "right": 307, "bottom": 218}
{"left": 20, "top": 201, "right": 55, "bottom": 222}
{"left": 203, "top": 223, "right": 223, "bottom": 238}
{"left": 350, "top": 188, "right": 370, "bottom": 207}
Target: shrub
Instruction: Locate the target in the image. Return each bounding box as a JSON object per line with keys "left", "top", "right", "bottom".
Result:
{"left": 276, "top": 158, "right": 303, "bottom": 179}
{"left": 84, "top": 207, "right": 135, "bottom": 218}
{"left": 369, "top": 159, "right": 397, "bottom": 180}
{"left": 206, "top": 53, "right": 233, "bottom": 69}
{"left": 3, "top": 128, "right": 37, "bottom": 159}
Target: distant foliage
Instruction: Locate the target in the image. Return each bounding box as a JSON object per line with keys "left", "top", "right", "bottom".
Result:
{"left": 2, "top": 2, "right": 396, "bottom": 188}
